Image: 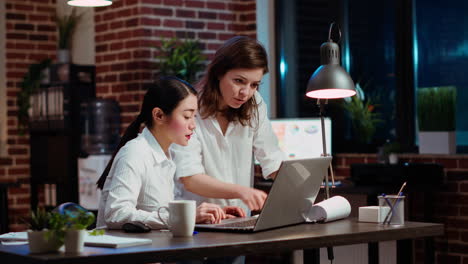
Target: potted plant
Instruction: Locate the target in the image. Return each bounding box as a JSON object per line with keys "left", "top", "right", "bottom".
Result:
{"left": 55, "top": 8, "right": 82, "bottom": 63}
{"left": 17, "top": 59, "right": 51, "bottom": 134}
{"left": 417, "top": 86, "right": 456, "bottom": 154}
{"left": 23, "top": 207, "right": 65, "bottom": 253}
{"left": 155, "top": 37, "right": 205, "bottom": 83}
{"left": 62, "top": 209, "right": 100, "bottom": 253}
{"left": 342, "top": 83, "right": 383, "bottom": 146}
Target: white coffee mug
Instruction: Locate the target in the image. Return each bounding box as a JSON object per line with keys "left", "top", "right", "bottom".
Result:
{"left": 157, "top": 200, "right": 196, "bottom": 237}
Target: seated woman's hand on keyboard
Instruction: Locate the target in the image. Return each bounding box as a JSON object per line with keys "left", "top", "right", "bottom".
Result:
{"left": 196, "top": 202, "right": 226, "bottom": 224}
{"left": 223, "top": 206, "right": 246, "bottom": 218}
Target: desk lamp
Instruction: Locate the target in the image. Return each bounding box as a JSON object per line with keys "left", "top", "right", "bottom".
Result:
{"left": 306, "top": 22, "right": 356, "bottom": 199}
{"left": 68, "top": 0, "right": 112, "bottom": 7}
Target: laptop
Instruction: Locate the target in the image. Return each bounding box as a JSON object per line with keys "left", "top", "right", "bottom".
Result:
{"left": 195, "top": 156, "right": 332, "bottom": 232}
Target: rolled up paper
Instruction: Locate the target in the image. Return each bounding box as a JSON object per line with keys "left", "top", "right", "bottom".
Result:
{"left": 302, "top": 195, "right": 351, "bottom": 223}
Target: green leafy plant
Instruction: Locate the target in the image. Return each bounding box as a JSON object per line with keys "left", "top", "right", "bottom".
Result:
{"left": 17, "top": 58, "right": 51, "bottom": 133}
{"left": 22, "top": 207, "right": 66, "bottom": 244}
{"left": 24, "top": 207, "right": 52, "bottom": 231}
{"left": 342, "top": 83, "right": 384, "bottom": 144}
{"left": 23, "top": 207, "right": 103, "bottom": 245}
{"left": 155, "top": 37, "right": 205, "bottom": 83}
{"left": 55, "top": 8, "right": 83, "bottom": 50}
{"left": 417, "top": 86, "right": 456, "bottom": 131}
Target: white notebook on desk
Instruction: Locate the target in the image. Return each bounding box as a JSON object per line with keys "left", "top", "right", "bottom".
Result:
{"left": 85, "top": 234, "right": 152, "bottom": 248}
{"left": 0, "top": 232, "right": 152, "bottom": 248}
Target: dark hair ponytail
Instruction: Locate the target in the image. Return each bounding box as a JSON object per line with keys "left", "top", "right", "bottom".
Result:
{"left": 97, "top": 76, "right": 196, "bottom": 189}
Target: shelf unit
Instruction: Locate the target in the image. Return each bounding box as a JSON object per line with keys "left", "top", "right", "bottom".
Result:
{"left": 29, "top": 63, "right": 95, "bottom": 211}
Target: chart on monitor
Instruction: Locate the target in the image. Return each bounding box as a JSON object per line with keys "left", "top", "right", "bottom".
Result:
{"left": 270, "top": 118, "right": 332, "bottom": 160}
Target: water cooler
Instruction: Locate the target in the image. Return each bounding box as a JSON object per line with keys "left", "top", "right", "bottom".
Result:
{"left": 78, "top": 99, "right": 120, "bottom": 210}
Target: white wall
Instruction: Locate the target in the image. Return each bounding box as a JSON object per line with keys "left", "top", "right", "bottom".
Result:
{"left": 256, "top": 0, "right": 277, "bottom": 117}
{"left": 56, "top": 1, "right": 95, "bottom": 65}
{"left": 0, "top": 0, "right": 7, "bottom": 156}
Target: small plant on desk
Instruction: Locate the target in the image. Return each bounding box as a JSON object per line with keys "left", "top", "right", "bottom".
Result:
{"left": 23, "top": 207, "right": 64, "bottom": 253}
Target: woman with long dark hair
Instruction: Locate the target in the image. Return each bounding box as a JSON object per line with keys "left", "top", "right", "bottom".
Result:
{"left": 96, "top": 76, "right": 241, "bottom": 229}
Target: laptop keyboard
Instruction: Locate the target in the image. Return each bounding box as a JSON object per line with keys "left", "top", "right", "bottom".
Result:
{"left": 216, "top": 218, "right": 257, "bottom": 228}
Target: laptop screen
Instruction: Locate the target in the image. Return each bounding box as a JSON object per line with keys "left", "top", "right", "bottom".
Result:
{"left": 271, "top": 118, "right": 332, "bottom": 160}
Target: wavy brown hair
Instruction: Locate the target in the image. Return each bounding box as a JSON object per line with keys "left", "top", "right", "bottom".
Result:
{"left": 197, "top": 36, "right": 269, "bottom": 126}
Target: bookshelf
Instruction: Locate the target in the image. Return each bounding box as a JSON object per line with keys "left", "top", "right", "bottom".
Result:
{"left": 29, "top": 63, "right": 95, "bottom": 211}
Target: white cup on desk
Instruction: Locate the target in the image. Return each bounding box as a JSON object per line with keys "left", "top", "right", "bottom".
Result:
{"left": 157, "top": 200, "right": 196, "bottom": 237}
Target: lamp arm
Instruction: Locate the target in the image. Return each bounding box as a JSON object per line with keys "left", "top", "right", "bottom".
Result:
{"left": 317, "top": 99, "right": 330, "bottom": 199}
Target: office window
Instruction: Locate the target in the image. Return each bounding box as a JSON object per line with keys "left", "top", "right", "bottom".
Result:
{"left": 414, "top": 0, "right": 468, "bottom": 152}
{"left": 275, "top": 0, "right": 397, "bottom": 152}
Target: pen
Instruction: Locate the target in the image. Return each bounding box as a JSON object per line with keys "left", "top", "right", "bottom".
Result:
{"left": 383, "top": 182, "right": 407, "bottom": 224}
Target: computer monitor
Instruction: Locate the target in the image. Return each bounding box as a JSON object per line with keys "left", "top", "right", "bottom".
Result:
{"left": 271, "top": 118, "right": 331, "bottom": 160}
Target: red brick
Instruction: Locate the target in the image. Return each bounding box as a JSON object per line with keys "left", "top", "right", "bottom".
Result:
{"left": 207, "top": 22, "right": 225, "bottom": 30}
{"left": 141, "top": 17, "right": 161, "bottom": 26}
{"left": 117, "top": 30, "right": 132, "bottom": 39}
{"left": 15, "top": 158, "right": 29, "bottom": 165}
{"left": 153, "top": 30, "right": 174, "bottom": 38}
{"left": 207, "top": 1, "right": 226, "bottom": 10}
{"left": 176, "top": 9, "right": 196, "bottom": 18}
{"left": 460, "top": 159, "right": 468, "bottom": 169}
{"left": 8, "top": 148, "right": 27, "bottom": 155}
{"left": 185, "top": 0, "right": 204, "bottom": 8}
{"left": 9, "top": 187, "right": 29, "bottom": 195}
{"left": 219, "top": 13, "right": 236, "bottom": 21}
{"left": 164, "top": 19, "right": 184, "bottom": 28}
{"left": 16, "top": 197, "right": 30, "bottom": 205}
{"left": 37, "top": 25, "right": 55, "bottom": 32}
{"left": 153, "top": 8, "right": 173, "bottom": 16}
{"left": 96, "top": 23, "right": 108, "bottom": 33}
{"left": 207, "top": 43, "right": 222, "bottom": 51}
{"left": 434, "top": 158, "right": 458, "bottom": 169}
{"left": 186, "top": 20, "right": 204, "bottom": 29}
{"left": 198, "top": 32, "right": 216, "bottom": 40}
{"left": 164, "top": 0, "right": 183, "bottom": 6}
{"left": 136, "top": 28, "right": 152, "bottom": 38}
{"left": 0, "top": 158, "right": 13, "bottom": 165}
{"left": 8, "top": 168, "right": 29, "bottom": 175}
{"left": 121, "top": 104, "right": 140, "bottom": 113}
{"left": 118, "top": 9, "right": 132, "bottom": 18}
{"left": 96, "top": 85, "right": 110, "bottom": 94}
{"left": 6, "top": 33, "right": 27, "bottom": 40}
{"left": 109, "top": 42, "right": 123, "bottom": 51}
{"left": 28, "top": 14, "right": 49, "bottom": 22}
{"left": 6, "top": 13, "right": 26, "bottom": 20}
{"left": 199, "top": 11, "right": 217, "bottom": 20}
{"left": 103, "top": 54, "right": 117, "bottom": 62}
{"left": 141, "top": 0, "right": 162, "bottom": 4}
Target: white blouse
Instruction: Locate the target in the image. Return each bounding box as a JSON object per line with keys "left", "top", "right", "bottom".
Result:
{"left": 96, "top": 127, "right": 176, "bottom": 229}
{"left": 171, "top": 92, "right": 285, "bottom": 211}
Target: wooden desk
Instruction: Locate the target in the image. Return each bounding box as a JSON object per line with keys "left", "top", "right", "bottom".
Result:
{"left": 0, "top": 218, "right": 443, "bottom": 264}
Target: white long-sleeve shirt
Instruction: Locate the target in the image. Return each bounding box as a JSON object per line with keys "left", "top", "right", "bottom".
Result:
{"left": 96, "top": 127, "right": 175, "bottom": 229}
{"left": 171, "top": 92, "right": 285, "bottom": 211}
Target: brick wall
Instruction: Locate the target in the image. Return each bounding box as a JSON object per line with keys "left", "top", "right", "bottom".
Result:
{"left": 1, "top": 0, "right": 257, "bottom": 231}
{"left": 333, "top": 153, "right": 468, "bottom": 264}
{"left": 1, "top": 0, "right": 57, "bottom": 231}
{"left": 94, "top": 0, "right": 257, "bottom": 132}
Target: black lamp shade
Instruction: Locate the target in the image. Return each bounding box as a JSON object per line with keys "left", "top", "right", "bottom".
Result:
{"left": 306, "top": 41, "right": 356, "bottom": 99}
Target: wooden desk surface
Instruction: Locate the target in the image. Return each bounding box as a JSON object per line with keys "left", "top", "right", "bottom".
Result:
{"left": 1, "top": 218, "right": 444, "bottom": 264}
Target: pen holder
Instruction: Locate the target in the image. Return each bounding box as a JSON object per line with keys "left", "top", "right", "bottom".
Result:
{"left": 378, "top": 195, "right": 405, "bottom": 226}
